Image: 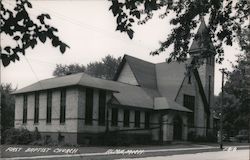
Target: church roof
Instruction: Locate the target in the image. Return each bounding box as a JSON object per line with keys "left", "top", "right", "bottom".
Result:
{"left": 154, "top": 97, "right": 192, "bottom": 112}
{"left": 13, "top": 72, "right": 155, "bottom": 109}
{"left": 13, "top": 73, "right": 121, "bottom": 94}
{"left": 113, "top": 55, "right": 192, "bottom": 112}
{"left": 155, "top": 61, "right": 187, "bottom": 100}
{"left": 189, "top": 18, "right": 216, "bottom": 54}
{"left": 114, "top": 55, "right": 158, "bottom": 90}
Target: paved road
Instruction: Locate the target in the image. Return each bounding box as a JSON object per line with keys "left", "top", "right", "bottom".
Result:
{"left": 1, "top": 144, "right": 249, "bottom": 160}
{"left": 123, "top": 149, "right": 250, "bottom": 160}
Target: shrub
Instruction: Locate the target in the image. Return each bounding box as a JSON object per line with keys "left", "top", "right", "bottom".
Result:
{"left": 3, "top": 128, "right": 34, "bottom": 144}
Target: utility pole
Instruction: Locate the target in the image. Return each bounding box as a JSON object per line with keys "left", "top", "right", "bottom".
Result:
{"left": 219, "top": 68, "right": 226, "bottom": 149}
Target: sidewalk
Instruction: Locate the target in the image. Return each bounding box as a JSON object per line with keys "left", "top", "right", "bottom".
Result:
{"left": 1, "top": 142, "right": 249, "bottom": 159}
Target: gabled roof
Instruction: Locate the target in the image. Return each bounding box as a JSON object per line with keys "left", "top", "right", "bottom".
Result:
{"left": 112, "top": 83, "right": 154, "bottom": 109}
{"left": 155, "top": 61, "right": 187, "bottom": 100}
{"left": 154, "top": 97, "right": 192, "bottom": 112}
{"left": 13, "top": 73, "right": 120, "bottom": 94}
{"left": 189, "top": 18, "right": 216, "bottom": 54}
{"left": 114, "top": 55, "right": 157, "bottom": 90}
{"left": 13, "top": 72, "right": 155, "bottom": 109}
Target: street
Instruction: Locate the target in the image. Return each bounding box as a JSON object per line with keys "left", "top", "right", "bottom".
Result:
{"left": 123, "top": 149, "right": 249, "bottom": 160}
{"left": 1, "top": 144, "right": 249, "bottom": 160}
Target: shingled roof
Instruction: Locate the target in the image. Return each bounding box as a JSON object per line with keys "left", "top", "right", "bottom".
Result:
{"left": 13, "top": 73, "right": 121, "bottom": 94}
{"left": 189, "top": 18, "right": 216, "bottom": 54}
{"left": 155, "top": 61, "right": 187, "bottom": 100}
{"left": 13, "top": 72, "right": 155, "bottom": 109}
{"left": 114, "top": 55, "right": 157, "bottom": 90}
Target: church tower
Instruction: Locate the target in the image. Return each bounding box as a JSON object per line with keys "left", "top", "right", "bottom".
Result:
{"left": 189, "top": 18, "right": 216, "bottom": 131}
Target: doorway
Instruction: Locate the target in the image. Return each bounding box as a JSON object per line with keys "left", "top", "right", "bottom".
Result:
{"left": 173, "top": 116, "right": 182, "bottom": 140}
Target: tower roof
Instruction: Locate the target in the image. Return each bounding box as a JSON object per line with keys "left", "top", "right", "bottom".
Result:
{"left": 189, "top": 18, "right": 216, "bottom": 54}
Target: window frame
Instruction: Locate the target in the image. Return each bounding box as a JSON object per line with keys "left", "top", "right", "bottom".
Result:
{"left": 60, "top": 88, "right": 66, "bottom": 124}
{"left": 183, "top": 94, "right": 195, "bottom": 126}
{"left": 145, "top": 111, "right": 150, "bottom": 129}
{"left": 23, "top": 94, "right": 28, "bottom": 124}
{"left": 123, "top": 109, "right": 130, "bottom": 127}
{"left": 134, "top": 110, "right": 140, "bottom": 128}
{"left": 85, "top": 88, "right": 93, "bottom": 125}
{"left": 46, "top": 90, "right": 52, "bottom": 124}
{"left": 98, "top": 90, "right": 106, "bottom": 126}
{"left": 111, "top": 108, "right": 118, "bottom": 126}
{"left": 34, "top": 92, "right": 40, "bottom": 124}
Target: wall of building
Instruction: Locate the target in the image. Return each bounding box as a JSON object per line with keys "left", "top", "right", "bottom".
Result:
{"left": 198, "top": 57, "right": 215, "bottom": 129}
{"left": 117, "top": 62, "right": 138, "bottom": 85}
{"left": 175, "top": 71, "right": 207, "bottom": 136}
{"left": 107, "top": 106, "right": 150, "bottom": 135}
{"left": 14, "top": 95, "right": 24, "bottom": 128}
{"left": 14, "top": 87, "right": 79, "bottom": 144}
{"left": 77, "top": 88, "right": 112, "bottom": 133}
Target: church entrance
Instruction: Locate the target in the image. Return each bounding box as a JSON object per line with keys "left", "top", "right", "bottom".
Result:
{"left": 173, "top": 116, "right": 182, "bottom": 140}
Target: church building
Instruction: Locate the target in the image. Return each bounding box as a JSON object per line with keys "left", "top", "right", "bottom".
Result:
{"left": 13, "top": 20, "right": 215, "bottom": 145}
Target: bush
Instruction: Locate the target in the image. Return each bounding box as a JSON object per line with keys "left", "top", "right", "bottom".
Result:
{"left": 3, "top": 128, "right": 34, "bottom": 144}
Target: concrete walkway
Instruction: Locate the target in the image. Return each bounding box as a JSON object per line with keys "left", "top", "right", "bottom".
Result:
{"left": 1, "top": 143, "right": 249, "bottom": 160}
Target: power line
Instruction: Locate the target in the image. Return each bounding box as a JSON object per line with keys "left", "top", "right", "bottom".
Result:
{"left": 24, "top": 56, "right": 44, "bottom": 90}
{"left": 2, "top": 0, "right": 156, "bottom": 51}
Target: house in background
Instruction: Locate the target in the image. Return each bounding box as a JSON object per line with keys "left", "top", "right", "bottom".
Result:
{"left": 13, "top": 20, "right": 215, "bottom": 145}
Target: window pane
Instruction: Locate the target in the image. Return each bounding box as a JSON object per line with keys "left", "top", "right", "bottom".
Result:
{"left": 123, "top": 109, "right": 130, "bottom": 127}
{"left": 46, "top": 90, "right": 52, "bottom": 123}
{"left": 34, "top": 92, "right": 39, "bottom": 123}
{"left": 135, "top": 111, "right": 140, "bottom": 128}
{"left": 145, "top": 112, "right": 150, "bottom": 129}
{"left": 60, "top": 89, "right": 66, "bottom": 124}
{"left": 85, "top": 88, "right": 93, "bottom": 125}
{"left": 111, "top": 108, "right": 118, "bottom": 126}
{"left": 23, "top": 95, "right": 27, "bottom": 124}
{"left": 98, "top": 90, "right": 106, "bottom": 126}
{"left": 183, "top": 94, "right": 195, "bottom": 126}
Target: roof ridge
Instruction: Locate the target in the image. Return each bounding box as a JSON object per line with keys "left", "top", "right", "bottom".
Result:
{"left": 125, "top": 54, "right": 155, "bottom": 65}
{"left": 40, "top": 72, "right": 84, "bottom": 82}
{"left": 78, "top": 71, "right": 146, "bottom": 88}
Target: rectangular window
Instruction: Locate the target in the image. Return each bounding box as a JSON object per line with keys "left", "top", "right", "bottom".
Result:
{"left": 111, "top": 108, "right": 118, "bottom": 126}
{"left": 23, "top": 94, "right": 27, "bottom": 124}
{"left": 98, "top": 90, "right": 106, "bottom": 126}
{"left": 123, "top": 109, "right": 130, "bottom": 127}
{"left": 85, "top": 88, "right": 93, "bottom": 125}
{"left": 60, "top": 88, "right": 66, "bottom": 124}
{"left": 46, "top": 90, "right": 52, "bottom": 124}
{"left": 145, "top": 111, "right": 150, "bottom": 129}
{"left": 34, "top": 92, "right": 39, "bottom": 124}
{"left": 183, "top": 95, "right": 195, "bottom": 126}
{"left": 207, "top": 115, "right": 210, "bottom": 129}
{"left": 188, "top": 75, "right": 191, "bottom": 84}
{"left": 134, "top": 110, "right": 140, "bottom": 128}
{"left": 208, "top": 75, "right": 211, "bottom": 105}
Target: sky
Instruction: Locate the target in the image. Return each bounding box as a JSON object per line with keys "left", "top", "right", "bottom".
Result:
{"left": 1, "top": 0, "right": 241, "bottom": 95}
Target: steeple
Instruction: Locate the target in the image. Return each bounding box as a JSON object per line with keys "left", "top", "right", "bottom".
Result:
{"left": 189, "top": 17, "right": 216, "bottom": 55}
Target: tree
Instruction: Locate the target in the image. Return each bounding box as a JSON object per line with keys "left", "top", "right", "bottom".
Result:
{"left": 53, "top": 64, "right": 86, "bottom": 77}
{"left": 1, "top": 84, "right": 15, "bottom": 135}
{"left": 1, "top": 0, "right": 69, "bottom": 67}
{"left": 53, "top": 55, "right": 122, "bottom": 80}
{"left": 213, "top": 50, "right": 249, "bottom": 136}
{"left": 86, "top": 55, "right": 122, "bottom": 79}
{"left": 109, "top": 0, "right": 249, "bottom": 63}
